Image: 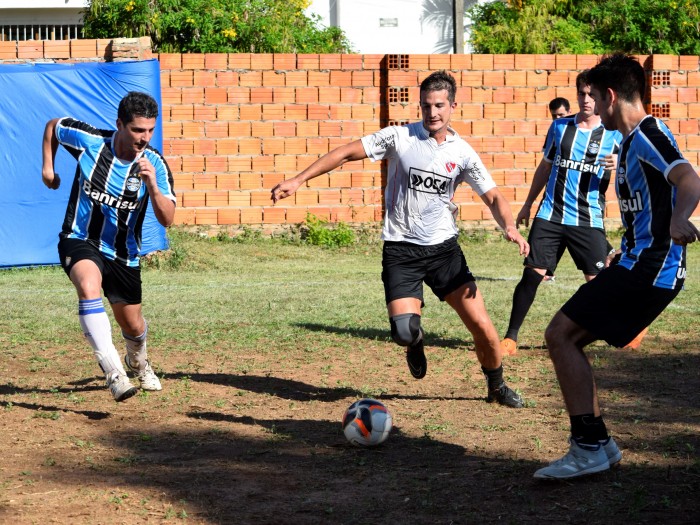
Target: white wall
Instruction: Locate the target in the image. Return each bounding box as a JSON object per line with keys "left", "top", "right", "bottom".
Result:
{"left": 0, "top": 1, "right": 88, "bottom": 8}
{"left": 306, "top": 0, "right": 448, "bottom": 54}
{"left": 0, "top": 0, "right": 88, "bottom": 24}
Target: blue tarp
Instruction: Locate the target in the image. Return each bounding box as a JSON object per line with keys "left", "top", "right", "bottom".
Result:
{"left": 0, "top": 59, "right": 167, "bottom": 267}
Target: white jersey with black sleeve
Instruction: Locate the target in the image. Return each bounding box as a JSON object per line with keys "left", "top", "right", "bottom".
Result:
{"left": 361, "top": 122, "right": 496, "bottom": 245}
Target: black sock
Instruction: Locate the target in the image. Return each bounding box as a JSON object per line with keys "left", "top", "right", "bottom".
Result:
{"left": 505, "top": 267, "right": 544, "bottom": 341}
{"left": 570, "top": 414, "right": 609, "bottom": 445}
{"left": 482, "top": 365, "right": 504, "bottom": 391}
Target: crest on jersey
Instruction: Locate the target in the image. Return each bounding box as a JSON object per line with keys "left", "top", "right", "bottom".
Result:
{"left": 588, "top": 141, "right": 600, "bottom": 155}
{"left": 126, "top": 175, "right": 142, "bottom": 192}
{"left": 617, "top": 166, "right": 626, "bottom": 185}
{"left": 445, "top": 162, "right": 456, "bottom": 173}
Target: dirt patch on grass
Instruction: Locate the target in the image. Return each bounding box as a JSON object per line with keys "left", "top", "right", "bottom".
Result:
{"left": 1, "top": 334, "right": 699, "bottom": 525}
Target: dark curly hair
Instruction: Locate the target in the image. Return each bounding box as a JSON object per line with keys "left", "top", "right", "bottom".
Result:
{"left": 118, "top": 91, "right": 159, "bottom": 124}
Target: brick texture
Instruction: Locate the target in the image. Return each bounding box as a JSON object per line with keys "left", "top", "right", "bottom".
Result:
{"left": 2, "top": 42, "right": 699, "bottom": 226}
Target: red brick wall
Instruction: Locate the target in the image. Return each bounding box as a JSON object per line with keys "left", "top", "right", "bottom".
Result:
{"left": 2, "top": 39, "right": 699, "bottom": 227}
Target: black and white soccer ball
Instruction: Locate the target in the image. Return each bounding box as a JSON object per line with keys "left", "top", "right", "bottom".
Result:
{"left": 341, "top": 398, "right": 392, "bottom": 446}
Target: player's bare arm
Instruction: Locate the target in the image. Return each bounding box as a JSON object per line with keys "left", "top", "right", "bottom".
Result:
{"left": 138, "top": 157, "right": 175, "bottom": 227}
{"left": 41, "top": 118, "right": 61, "bottom": 190}
{"left": 480, "top": 187, "right": 530, "bottom": 257}
{"left": 271, "top": 140, "right": 368, "bottom": 203}
{"left": 668, "top": 163, "right": 700, "bottom": 246}
{"left": 517, "top": 158, "right": 552, "bottom": 227}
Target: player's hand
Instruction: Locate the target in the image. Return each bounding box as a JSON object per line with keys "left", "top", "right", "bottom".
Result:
{"left": 516, "top": 204, "right": 531, "bottom": 228}
{"left": 670, "top": 218, "right": 700, "bottom": 246}
{"left": 605, "top": 249, "right": 620, "bottom": 268}
{"left": 271, "top": 178, "right": 302, "bottom": 203}
{"left": 136, "top": 157, "right": 156, "bottom": 188}
{"left": 504, "top": 225, "right": 530, "bottom": 257}
{"left": 42, "top": 169, "right": 61, "bottom": 190}
{"left": 603, "top": 154, "right": 617, "bottom": 171}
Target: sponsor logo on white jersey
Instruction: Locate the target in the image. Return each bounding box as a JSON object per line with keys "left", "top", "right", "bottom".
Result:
{"left": 408, "top": 167, "right": 449, "bottom": 195}
{"left": 376, "top": 135, "right": 396, "bottom": 151}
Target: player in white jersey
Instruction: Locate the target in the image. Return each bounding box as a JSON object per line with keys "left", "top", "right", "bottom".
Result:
{"left": 272, "top": 71, "right": 529, "bottom": 408}
{"left": 42, "top": 92, "right": 176, "bottom": 402}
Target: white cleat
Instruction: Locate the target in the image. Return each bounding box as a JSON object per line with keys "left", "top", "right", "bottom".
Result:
{"left": 125, "top": 355, "right": 162, "bottom": 391}
{"left": 107, "top": 372, "right": 139, "bottom": 402}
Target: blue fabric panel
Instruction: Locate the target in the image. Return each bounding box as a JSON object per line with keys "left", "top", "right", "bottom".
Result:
{"left": 0, "top": 59, "right": 167, "bottom": 267}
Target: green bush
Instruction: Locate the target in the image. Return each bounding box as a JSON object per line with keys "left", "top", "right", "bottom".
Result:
{"left": 469, "top": 0, "right": 700, "bottom": 54}
{"left": 303, "top": 214, "right": 355, "bottom": 248}
{"left": 83, "top": 0, "right": 352, "bottom": 53}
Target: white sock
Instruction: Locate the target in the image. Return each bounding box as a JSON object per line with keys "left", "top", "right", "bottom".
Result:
{"left": 123, "top": 322, "right": 148, "bottom": 371}
{"left": 78, "top": 298, "right": 126, "bottom": 377}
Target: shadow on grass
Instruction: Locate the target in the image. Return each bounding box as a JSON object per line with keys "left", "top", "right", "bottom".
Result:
{"left": 295, "top": 322, "right": 470, "bottom": 350}
{"left": 0, "top": 399, "right": 109, "bottom": 420}
{"left": 3, "top": 350, "right": 699, "bottom": 524}
{"left": 0, "top": 381, "right": 110, "bottom": 419}
{"left": 0, "top": 379, "right": 104, "bottom": 396}
{"left": 164, "top": 372, "right": 484, "bottom": 403}
{"left": 29, "top": 410, "right": 700, "bottom": 525}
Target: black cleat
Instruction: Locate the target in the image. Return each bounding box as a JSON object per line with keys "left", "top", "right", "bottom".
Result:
{"left": 406, "top": 338, "right": 427, "bottom": 379}
{"left": 487, "top": 383, "right": 524, "bottom": 408}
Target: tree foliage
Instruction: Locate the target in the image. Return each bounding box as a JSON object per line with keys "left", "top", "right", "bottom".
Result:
{"left": 469, "top": 0, "right": 700, "bottom": 54}
{"left": 82, "top": 0, "right": 352, "bottom": 53}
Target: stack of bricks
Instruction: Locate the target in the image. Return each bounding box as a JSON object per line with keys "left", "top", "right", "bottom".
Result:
{"left": 160, "top": 52, "right": 385, "bottom": 226}
{"left": 159, "top": 51, "right": 700, "bottom": 227}
{"left": 0, "top": 39, "right": 698, "bottom": 227}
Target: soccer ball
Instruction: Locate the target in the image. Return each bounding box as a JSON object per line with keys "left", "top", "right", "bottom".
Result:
{"left": 342, "top": 398, "right": 392, "bottom": 446}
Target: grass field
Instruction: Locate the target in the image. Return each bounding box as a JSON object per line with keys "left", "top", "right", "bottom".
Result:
{"left": 1, "top": 227, "right": 698, "bottom": 524}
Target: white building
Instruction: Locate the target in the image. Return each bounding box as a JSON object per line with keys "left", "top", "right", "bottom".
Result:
{"left": 0, "top": 0, "right": 486, "bottom": 52}
{"left": 306, "top": 0, "right": 486, "bottom": 54}
{"left": 0, "top": 0, "right": 88, "bottom": 41}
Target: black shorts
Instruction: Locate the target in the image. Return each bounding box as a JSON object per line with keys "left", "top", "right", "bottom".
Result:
{"left": 525, "top": 218, "right": 608, "bottom": 275}
{"left": 58, "top": 237, "right": 142, "bottom": 305}
{"left": 561, "top": 265, "right": 681, "bottom": 347}
{"left": 382, "top": 236, "right": 475, "bottom": 304}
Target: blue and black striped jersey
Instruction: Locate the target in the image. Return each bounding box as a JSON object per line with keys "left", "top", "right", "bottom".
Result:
{"left": 536, "top": 116, "right": 622, "bottom": 228}
{"left": 616, "top": 116, "right": 688, "bottom": 290}
{"left": 55, "top": 117, "right": 176, "bottom": 267}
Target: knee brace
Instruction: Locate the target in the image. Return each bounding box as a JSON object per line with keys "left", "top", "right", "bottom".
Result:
{"left": 390, "top": 313, "right": 422, "bottom": 347}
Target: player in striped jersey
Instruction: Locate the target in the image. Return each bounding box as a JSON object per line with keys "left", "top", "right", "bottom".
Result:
{"left": 534, "top": 53, "right": 700, "bottom": 480}
{"left": 42, "top": 92, "right": 176, "bottom": 402}
{"left": 501, "top": 71, "right": 622, "bottom": 356}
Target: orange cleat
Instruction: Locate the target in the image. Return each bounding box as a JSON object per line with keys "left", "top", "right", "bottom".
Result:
{"left": 501, "top": 337, "right": 518, "bottom": 356}
{"left": 624, "top": 327, "right": 649, "bottom": 350}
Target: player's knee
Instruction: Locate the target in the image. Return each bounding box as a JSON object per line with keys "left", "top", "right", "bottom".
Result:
{"left": 390, "top": 313, "right": 422, "bottom": 346}
{"left": 544, "top": 314, "right": 572, "bottom": 359}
